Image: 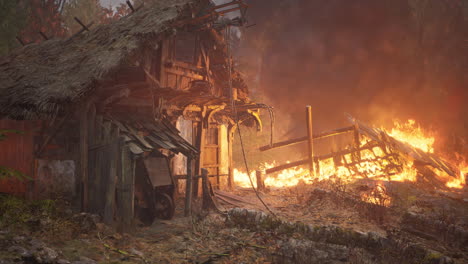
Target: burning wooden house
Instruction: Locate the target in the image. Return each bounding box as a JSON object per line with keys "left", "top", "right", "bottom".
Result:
{"left": 0, "top": 0, "right": 265, "bottom": 226}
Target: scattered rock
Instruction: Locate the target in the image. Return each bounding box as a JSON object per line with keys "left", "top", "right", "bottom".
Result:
{"left": 71, "top": 256, "right": 97, "bottom": 264}
{"left": 57, "top": 259, "right": 71, "bottom": 264}
{"left": 8, "top": 245, "right": 33, "bottom": 258}
{"left": 110, "top": 233, "right": 122, "bottom": 240}
{"left": 30, "top": 238, "right": 46, "bottom": 250}
{"left": 40, "top": 218, "right": 52, "bottom": 227}
{"left": 276, "top": 238, "right": 351, "bottom": 264}
{"left": 130, "top": 248, "right": 144, "bottom": 257}
{"left": 72, "top": 213, "right": 100, "bottom": 233}
{"left": 12, "top": 235, "right": 26, "bottom": 243}
{"left": 33, "top": 246, "right": 59, "bottom": 263}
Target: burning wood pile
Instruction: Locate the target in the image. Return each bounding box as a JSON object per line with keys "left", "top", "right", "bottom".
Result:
{"left": 234, "top": 113, "right": 467, "bottom": 194}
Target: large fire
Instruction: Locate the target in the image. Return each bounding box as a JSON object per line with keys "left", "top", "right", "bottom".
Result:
{"left": 234, "top": 119, "right": 466, "bottom": 191}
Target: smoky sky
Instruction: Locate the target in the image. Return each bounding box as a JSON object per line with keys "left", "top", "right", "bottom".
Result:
{"left": 239, "top": 0, "right": 467, "bottom": 145}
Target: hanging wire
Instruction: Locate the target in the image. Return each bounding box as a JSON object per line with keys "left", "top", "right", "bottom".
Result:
{"left": 226, "top": 26, "right": 276, "bottom": 216}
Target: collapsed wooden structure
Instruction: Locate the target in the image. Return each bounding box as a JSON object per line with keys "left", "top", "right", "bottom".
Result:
{"left": 0, "top": 0, "right": 265, "bottom": 226}
{"left": 260, "top": 110, "right": 459, "bottom": 186}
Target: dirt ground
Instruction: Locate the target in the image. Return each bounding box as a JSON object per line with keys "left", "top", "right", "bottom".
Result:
{"left": 0, "top": 180, "right": 467, "bottom": 264}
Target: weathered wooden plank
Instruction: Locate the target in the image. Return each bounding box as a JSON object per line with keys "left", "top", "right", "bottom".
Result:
{"left": 80, "top": 103, "right": 89, "bottom": 212}
{"left": 256, "top": 170, "right": 265, "bottom": 191}
{"left": 159, "top": 39, "right": 169, "bottom": 87}
{"left": 87, "top": 105, "right": 97, "bottom": 213}
{"left": 202, "top": 168, "right": 215, "bottom": 210}
{"left": 265, "top": 142, "right": 382, "bottom": 175}
{"left": 184, "top": 157, "right": 193, "bottom": 217}
{"left": 119, "top": 142, "right": 136, "bottom": 229}
{"left": 89, "top": 115, "right": 103, "bottom": 213}
{"left": 306, "top": 106, "right": 316, "bottom": 177}
{"left": 227, "top": 125, "right": 235, "bottom": 189}
{"left": 265, "top": 159, "right": 309, "bottom": 175}
{"left": 103, "top": 130, "right": 120, "bottom": 224}
{"left": 259, "top": 126, "right": 354, "bottom": 151}
{"left": 165, "top": 68, "right": 204, "bottom": 80}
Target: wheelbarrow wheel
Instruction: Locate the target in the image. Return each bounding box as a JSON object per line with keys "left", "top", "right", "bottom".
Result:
{"left": 154, "top": 193, "right": 175, "bottom": 220}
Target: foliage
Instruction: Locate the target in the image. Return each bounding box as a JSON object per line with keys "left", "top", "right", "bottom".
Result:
{"left": 19, "top": 0, "right": 67, "bottom": 43}
{"left": 0, "top": 166, "right": 31, "bottom": 181}
{"left": 0, "top": 193, "right": 56, "bottom": 228}
{"left": 62, "top": 0, "right": 129, "bottom": 34}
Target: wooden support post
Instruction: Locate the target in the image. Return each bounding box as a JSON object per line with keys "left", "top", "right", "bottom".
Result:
{"left": 256, "top": 170, "right": 265, "bottom": 191}
{"left": 87, "top": 105, "right": 97, "bottom": 213}
{"left": 184, "top": 157, "right": 193, "bottom": 217}
{"left": 120, "top": 143, "right": 135, "bottom": 229}
{"left": 227, "top": 125, "right": 235, "bottom": 189}
{"left": 306, "top": 106, "right": 316, "bottom": 178}
{"left": 201, "top": 168, "right": 214, "bottom": 210}
{"left": 80, "top": 104, "right": 89, "bottom": 212}
{"left": 354, "top": 125, "right": 361, "bottom": 161}
{"left": 103, "top": 130, "right": 120, "bottom": 224}
{"left": 195, "top": 107, "right": 207, "bottom": 197}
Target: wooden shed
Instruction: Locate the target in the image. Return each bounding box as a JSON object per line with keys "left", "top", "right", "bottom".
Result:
{"left": 0, "top": 0, "right": 266, "bottom": 225}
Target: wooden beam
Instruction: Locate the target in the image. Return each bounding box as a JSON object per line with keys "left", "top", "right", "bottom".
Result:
{"left": 165, "top": 68, "right": 204, "bottom": 80}
{"left": 80, "top": 103, "right": 89, "bottom": 212}
{"left": 119, "top": 142, "right": 135, "bottom": 229}
{"left": 227, "top": 125, "right": 235, "bottom": 189}
{"left": 38, "top": 31, "right": 48, "bottom": 40}
{"left": 68, "top": 21, "right": 94, "bottom": 40}
{"left": 259, "top": 126, "right": 355, "bottom": 151}
{"left": 15, "top": 36, "right": 25, "bottom": 46}
{"left": 266, "top": 159, "right": 309, "bottom": 174}
{"left": 103, "top": 132, "right": 121, "bottom": 224}
{"left": 265, "top": 141, "right": 382, "bottom": 175}
{"left": 256, "top": 170, "right": 265, "bottom": 191}
{"left": 126, "top": 0, "right": 135, "bottom": 12}
{"left": 201, "top": 168, "right": 213, "bottom": 210}
{"left": 306, "top": 106, "right": 316, "bottom": 177}
{"left": 87, "top": 105, "right": 97, "bottom": 213}
{"left": 184, "top": 157, "right": 193, "bottom": 217}
{"left": 74, "top": 17, "right": 90, "bottom": 31}
{"left": 195, "top": 107, "right": 207, "bottom": 196}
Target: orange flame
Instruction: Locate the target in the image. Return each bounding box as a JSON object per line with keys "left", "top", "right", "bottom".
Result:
{"left": 234, "top": 119, "right": 466, "bottom": 193}
{"left": 388, "top": 119, "right": 435, "bottom": 153}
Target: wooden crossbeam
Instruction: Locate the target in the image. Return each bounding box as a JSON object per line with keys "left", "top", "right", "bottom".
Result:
{"left": 259, "top": 126, "right": 354, "bottom": 151}
{"left": 39, "top": 31, "right": 49, "bottom": 40}
{"left": 15, "top": 36, "right": 25, "bottom": 46}
{"left": 264, "top": 141, "right": 381, "bottom": 175}
{"left": 126, "top": 0, "right": 135, "bottom": 12}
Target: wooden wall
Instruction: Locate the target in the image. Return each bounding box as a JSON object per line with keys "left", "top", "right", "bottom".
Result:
{"left": 0, "top": 119, "right": 38, "bottom": 196}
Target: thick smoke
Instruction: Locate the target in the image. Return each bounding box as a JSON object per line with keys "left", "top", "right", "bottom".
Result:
{"left": 238, "top": 0, "right": 467, "bottom": 155}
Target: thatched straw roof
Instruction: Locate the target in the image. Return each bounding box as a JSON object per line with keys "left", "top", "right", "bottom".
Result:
{"left": 0, "top": 0, "right": 195, "bottom": 119}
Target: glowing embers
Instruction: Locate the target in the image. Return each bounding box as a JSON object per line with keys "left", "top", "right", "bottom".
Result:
{"left": 234, "top": 162, "right": 309, "bottom": 188}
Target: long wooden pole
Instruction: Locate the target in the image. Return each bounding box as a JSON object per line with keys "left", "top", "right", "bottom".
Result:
{"left": 306, "top": 106, "right": 316, "bottom": 178}
{"left": 184, "top": 157, "right": 193, "bottom": 217}
{"left": 80, "top": 104, "right": 89, "bottom": 212}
